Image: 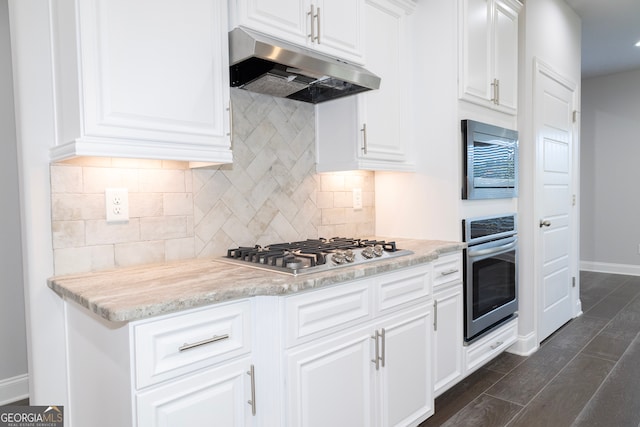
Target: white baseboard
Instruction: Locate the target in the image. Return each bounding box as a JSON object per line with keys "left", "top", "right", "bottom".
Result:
{"left": 581, "top": 260, "right": 640, "bottom": 276}
{"left": 507, "top": 331, "right": 538, "bottom": 356}
{"left": 0, "top": 373, "right": 29, "bottom": 405}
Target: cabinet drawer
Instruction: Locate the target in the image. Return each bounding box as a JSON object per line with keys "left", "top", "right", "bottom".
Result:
{"left": 284, "top": 280, "right": 371, "bottom": 347}
{"left": 376, "top": 265, "right": 431, "bottom": 314}
{"left": 136, "top": 356, "right": 253, "bottom": 427}
{"left": 134, "top": 300, "right": 251, "bottom": 389}
{"left": 433, "top": 252, "right": 463, "bottom": 290}
{"left": 465, "top": 317, "right": 518, "bottom": 374}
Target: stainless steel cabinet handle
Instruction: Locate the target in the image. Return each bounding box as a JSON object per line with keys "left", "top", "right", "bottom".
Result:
{"left": 433, "top": 300, "right": 438, "bottom": 331}
{"left": 495, "top": 79, "right": 500, "bottom": 105}
{"left": 539, "top": 219, "right": 551, "bottom": 228}
{"left": 308, "top": 5, "right": 315, "bottom": 41}
{"left": 178, "top": 334, "right": 229, "bottom": 352}
{"left": 247, "top": 364, "right": 256, "bottom": 416}
{"left": 361, "top": 124, "right": 368, "bottom": 155}
{"left": 490, "top": 341, "right": 504, "bottom": 350}
{"left": 315, "top": 7, "right": 321, "bottom": 44}
{"left": 491, "top": 78, "right": 498, "bottom": 104}
{"left": 371, "top": 330, "right": 380, "bottom": 370}
{"left": 440, "top": 268, "right": 458, "bottom": 276}
{"left": 380, "top": 328, "right": 386, "bottom": 368}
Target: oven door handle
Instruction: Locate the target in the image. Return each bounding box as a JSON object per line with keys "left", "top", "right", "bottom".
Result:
{"left": 467, "top": 238, "right": 517, "bottom": 257}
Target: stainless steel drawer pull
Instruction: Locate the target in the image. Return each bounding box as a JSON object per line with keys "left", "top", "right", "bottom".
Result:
{"left": 178, "top": 334, "right": 229, "bottom": 352}
{"left": 440, "top": 268, "right": 458, "bottom": 276}
{"left": 490, "top": 341, "right": 504, "bottom": 350}
{"left": 433, "top": 300, "right": 438, "bottom": 331}
{"left": 371, "top": 330, "right": 380, "bottom": 370}
{"left": 380, "top": 328, "right": 386, "bottom": 368}
{"left": 247, "top": 364, "right": 256, "bottom": 416}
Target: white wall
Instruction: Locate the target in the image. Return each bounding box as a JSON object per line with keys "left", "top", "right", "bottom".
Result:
{"left": 0, "top": 0, "right": 28, "bottom": 404}
{"left": 518, "top": 0, "right": 581, "bottom": 349}
{"left": 580, "top": 68, "right": 640, "bottom": 272}
{"left": 375, "top": 0, "right": 461, "bottom": 241}
{"left": 8, "top": 0, "right": 67, "bottom": 407}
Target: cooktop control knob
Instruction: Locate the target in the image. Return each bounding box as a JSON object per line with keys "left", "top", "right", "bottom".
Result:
{"left": 362, "top": 246, "right": 375, "bottom": 259}
{"left": 331, "top": 251, "right": 346, "bottom": 264}
{"left": 373, "top": 245, "right": 384, "bottom": 257}
{"left": 344, "top": 249, "right": 355, "bottom": 263}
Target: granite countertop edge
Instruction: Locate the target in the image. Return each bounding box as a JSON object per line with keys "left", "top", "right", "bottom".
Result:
{"left": 48, "top": 239, "right": 465, "bottom": 323}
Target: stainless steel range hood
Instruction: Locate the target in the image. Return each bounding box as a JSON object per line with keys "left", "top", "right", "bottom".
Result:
{"left": 229, "top": 27, "right": 380, "bottom": 104}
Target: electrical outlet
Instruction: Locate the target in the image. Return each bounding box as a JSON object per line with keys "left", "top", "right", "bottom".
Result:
{"left": 105, "top": 188, "right": 129, "bottom": 223}
{"left": 353, "top": 188, "right": 363, "bottom": 210}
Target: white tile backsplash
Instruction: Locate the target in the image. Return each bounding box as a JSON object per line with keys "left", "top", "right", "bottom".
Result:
{"left": 50, "top": 90, "right": 375, "bottom": 275}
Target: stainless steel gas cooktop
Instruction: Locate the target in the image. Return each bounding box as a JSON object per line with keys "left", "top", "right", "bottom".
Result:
{"left": 218, "top": 238, "right": 413, "bottom": 276}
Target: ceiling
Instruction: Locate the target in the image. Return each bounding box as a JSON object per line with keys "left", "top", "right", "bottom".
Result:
{"left": 565, "top": 0, "right": 640, "bottom": 79}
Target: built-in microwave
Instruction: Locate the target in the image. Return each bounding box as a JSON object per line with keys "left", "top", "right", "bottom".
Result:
{"left": 462, "top": 120, "right": 518, "bottom": 200}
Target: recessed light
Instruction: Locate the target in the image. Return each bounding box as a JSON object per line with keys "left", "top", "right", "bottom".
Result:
{"left": 636, "top": 40, "right": 640, "bottom": 47}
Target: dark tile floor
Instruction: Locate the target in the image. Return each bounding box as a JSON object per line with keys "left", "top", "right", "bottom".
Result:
{"left": 421, "top": 270, "right": 640, "bottom": 427}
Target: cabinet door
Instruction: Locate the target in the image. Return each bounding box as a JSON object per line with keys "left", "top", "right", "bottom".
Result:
{"left": 137, "top": 357, "right": 254, "bottom": 427}
{"left": 459, "top": 0, "right": 492, "bottom": 104}
{"left": 286, "top": 326, "right": 374, "bottom": 427}
{"left": 52, "top": 0, "right": 232, "bottom": 163}
{"left": 379, "top": 306, "right": 433, "bottom": 427}
{"left": 433, "top": 285, "right": 464, "bottom": 397}
{"left": 315, "top": 0, "right": 414, "bottom": 173}
{"left": 458, "top": 0, "right": 520, "bottom": 114}
{"left": 358, "top": 0, "right": 409, "bottom": 164}
{"left": 234, "top": 0, "right": 309, "bottom": 46}
{"left": 233, "top": 0, "right": 364, "bottom": 64}
{"left": 493, "top": 0, "right": 519, "bottom": 113}
{"left": 313, "top": 0, "right": 364, "bottom": 63}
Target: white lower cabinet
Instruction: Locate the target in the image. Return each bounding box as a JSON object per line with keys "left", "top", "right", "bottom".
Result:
{"left": 464, "top": 317, "right": 518, "bottom": 374}
{"left": 137, "top": 357, "right": 255, "bottom": 427}
{"left": 64, "top": 252, "right": 522, "bottom": 427}
{"left": 380, "top": 307, "right": 433, "bottom": 427}
{"left": 286, "top": 324, "right": 375, "bottom": 427}
{"left": 64, "top": 299, "right": 255, "bottom": 427}
{"left": 286, "top": 305, "right": 432, "bottom": 427}
{"left": 433, "top": 284, "right": 464, "bottom": 397}
{"left": 432, "top": 253, "right": 464, "bottom": 397}
{"left": 283, "top": 266, "right": 434, "bottom": 427}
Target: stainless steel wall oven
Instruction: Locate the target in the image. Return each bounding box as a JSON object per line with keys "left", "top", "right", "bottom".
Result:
{"left": 462, "top": 213, "right": 518, "bottom": 342}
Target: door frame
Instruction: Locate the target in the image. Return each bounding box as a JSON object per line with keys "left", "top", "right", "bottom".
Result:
{"left": 532, "top": 58, "right": 581, "bottom": 345}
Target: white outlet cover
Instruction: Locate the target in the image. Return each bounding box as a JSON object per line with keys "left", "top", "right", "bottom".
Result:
{"left": 105, "top": 188, "right": 129, "bottom": 223}
{"left": 353, "top": 188, "right": 363, "bottom": 210}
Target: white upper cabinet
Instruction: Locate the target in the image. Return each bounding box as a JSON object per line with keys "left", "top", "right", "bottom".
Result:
{"left": 230, "top": 0, "right": 365, "bottom": 64}
{"left": 315, "top": 0, "right": 416, "bottom": 172}
{"left": 458, "top": 0, "right": 521, "bottom": 115}
{"left": 49, "top": 0, "right": 232, "bottom": 164}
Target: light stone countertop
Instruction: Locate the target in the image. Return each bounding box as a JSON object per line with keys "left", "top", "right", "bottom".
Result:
{"left": 48, "top": 238, "right": 465, "bottom": 323}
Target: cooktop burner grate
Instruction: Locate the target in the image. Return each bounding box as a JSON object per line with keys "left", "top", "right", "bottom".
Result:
{"left": 220, "top": 238, "right": 412, "bottom": 275}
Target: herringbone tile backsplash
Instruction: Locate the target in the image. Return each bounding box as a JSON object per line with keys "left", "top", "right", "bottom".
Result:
{"left": 50, "top": 90, "right": 375, "bottom": 275}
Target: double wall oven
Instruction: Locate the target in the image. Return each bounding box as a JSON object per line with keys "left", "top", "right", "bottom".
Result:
{"left": 462, "top": 214, "right": 518, "bottom": 342}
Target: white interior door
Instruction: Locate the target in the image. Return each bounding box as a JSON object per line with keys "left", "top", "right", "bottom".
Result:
{"left": 535, "top": 61, "right": 577, "bottom": 342}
